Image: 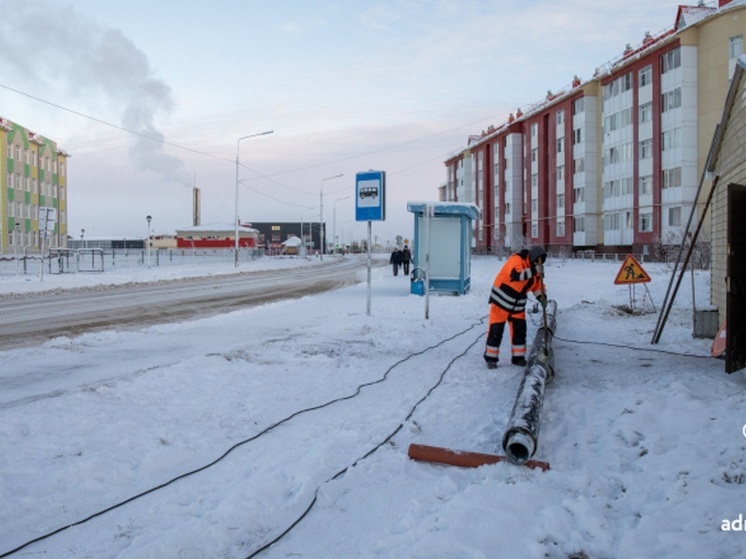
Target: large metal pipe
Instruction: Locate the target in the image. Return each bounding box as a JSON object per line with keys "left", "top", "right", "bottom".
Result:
{"left": 501, "top": 300, "right": 557, "bottom": 465}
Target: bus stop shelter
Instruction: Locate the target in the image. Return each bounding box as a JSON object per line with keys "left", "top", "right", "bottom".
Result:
{"left": 406, "top": 202, "right": 480, "bottom": 296}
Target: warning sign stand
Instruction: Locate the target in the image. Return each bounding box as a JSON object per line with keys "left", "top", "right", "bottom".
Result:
{"left": 614, "top": 254, "right": 655, "bottom": 312}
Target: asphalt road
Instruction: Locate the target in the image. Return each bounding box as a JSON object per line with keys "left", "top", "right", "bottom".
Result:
{"left": 0, "top": 257, "right": 375, "bottom": 350}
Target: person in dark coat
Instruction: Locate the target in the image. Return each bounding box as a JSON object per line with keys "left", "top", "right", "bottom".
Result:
{"left": 389, "top": 247, "right": 402, "bottom": 276}
{"left": 401, "top": 245, "right": 412, "bottom": 275}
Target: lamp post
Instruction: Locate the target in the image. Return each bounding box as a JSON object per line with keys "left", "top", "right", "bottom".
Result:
{"left": 14, "top": 222, "right": 21, "bottom": 273}
{"left": 80, "top": 228, "right": 85, "bottom": 249}
{"left": 146, "top": 215, "right": 152, "bottom": 268}
{"left": 235, "top": 130, "right": 274, "bottom": 267}
{"left": 320, "top": 173, "right": 343, "bottom": 261}
{"left": 332, "top": 196, "right": 351, "bottom": 255}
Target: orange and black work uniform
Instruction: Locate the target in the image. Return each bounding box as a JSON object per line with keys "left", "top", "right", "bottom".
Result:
{"left": 484, "top": 250, "right": 545, "bottom": 366}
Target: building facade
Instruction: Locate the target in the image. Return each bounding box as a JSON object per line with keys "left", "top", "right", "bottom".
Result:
{"left": 442, "top": 0, "right": 745, "bottom": 257}
{"left": 707, "top": 54, "right": 746, "bottom": 372}
{"left": 0, "top": 117, "right": 69, "bottom": 253}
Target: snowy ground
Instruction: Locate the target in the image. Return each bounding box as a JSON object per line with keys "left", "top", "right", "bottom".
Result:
{"left": 0, "top": 254, "right": 744, "bottom": 559}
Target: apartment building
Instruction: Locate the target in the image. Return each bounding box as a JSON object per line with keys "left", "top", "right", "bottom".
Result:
{"left": 442, "top": 0, "right": 745, "bottom": 257}
{"left": 0, "top": 116, "right": 69, "bottom": 253}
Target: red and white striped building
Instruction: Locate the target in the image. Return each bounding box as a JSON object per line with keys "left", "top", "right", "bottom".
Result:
{"left": 442, "top": 0, "right": 745, "bottom": 257}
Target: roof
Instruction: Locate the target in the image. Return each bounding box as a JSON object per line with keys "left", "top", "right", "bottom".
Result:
{"left": 676, "top": 4, "right": 717, "bottom": 30}
{"left": 281, "top": 236, "right": 303, "bottom": 246}
{"left": 175, "top": 223, "right": 258, "bottom": 234}
{"left": 406, "top": 201, "right": 481, "bottom": 220}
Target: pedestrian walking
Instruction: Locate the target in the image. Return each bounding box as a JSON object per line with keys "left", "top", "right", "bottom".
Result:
{"left": 401, "top": 245, "right": 412, "bottom": 275}
{"left": 389, "top": 247, "right": 402, "bottom": 276}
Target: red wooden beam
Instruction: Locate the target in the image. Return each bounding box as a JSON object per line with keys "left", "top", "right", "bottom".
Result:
{"left": 408, "top": 443, "right": 550, "bottom": 472}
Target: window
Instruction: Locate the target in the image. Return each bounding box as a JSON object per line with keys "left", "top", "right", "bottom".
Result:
{"left": 557, "top": 165, "right": 564, "bottom": 181}
{"left": 604, "top": 212, "right": 621, "bottom": 231}
{"left": 640, "top": 101, "right": 653, "bottom": 123}
{"left": 662, "top": 167, "right": 682, "bottom": 188}
{"left": 557, "top": 137, "right": 564, "bottom": 154}
{"left": 730, "top": 35, "right": 743, "bottom": 59}
{"left": 639, "top": 175, "right": 652, "bottom": 195}
{"left": 574, "top": 216, "right": 585, "bottom": 232}
{"left": 604, "top": 113, "right": 619, "bottom": 133}
{"left": 640, "top": 139, "right": 653, "bottom": 160}
{"left": 661, "top": 87, "right": 682, "bottom": 112}
{"left": 621, "top": 72, "right": 633, "bottom": 92}
{"left": 605, "top": 146, "right": 620, "bottom": 165}
{"left": 557, "top": 219, "right": 565, "bottom": 237}
{"left": 639, "top": 65, "right": 653, "bottom": 87}
{"left": 505, "top": 202, "right": 511, "bottom": 214}
{"left": 640, "top": 212, "right": 653, "bottom": 232}
{"left": 573, "top": 157, "right": 585, "bottom": 174}
{"left": 661, "top": 47, "right": 681, "bottom": 74}
{"left": 531, "top": 123, "right": 538, "bottom": 137}
{"left": 662, "top": 128, "right": 681, "bottom": 151}
{"left": 558, "top": 192, "right": 565, "bottom": 208}
{"left": 669, "top": 206, "right": 682, "bottom": 227}
{"left": 621, "top": 142, "right": 633, "bottom": 162}
{"left": 621, "top": 177, "right": 633, "bottom": 195}
{"left": 572, "top": 97, "right": 584, "bottom": 115}
{"left": 531, "top": 147, "right": 538, "bottom": 162}
{"left": 621, "top": 108, "right": 632, "bottom": 128}
{"left": 556, "top": 110, "right": 564, "bottom": 126}
{"left": 531, "top": 173, "right": 538, "bottom": 188}
{"left": 532, "top": 198, "right": 538, "bottom": 212}
{"left": 573, "top": 128, "right": 582, "bottom": 145}
{"left": 573, "top": 187, "right": 585, "bottom": 203}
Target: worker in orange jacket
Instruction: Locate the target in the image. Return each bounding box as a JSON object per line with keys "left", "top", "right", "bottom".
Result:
{"left": 484, "top": 246, "right": 547, "bottom": 369}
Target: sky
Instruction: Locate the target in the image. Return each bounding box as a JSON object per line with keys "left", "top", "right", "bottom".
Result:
{"left": 0, "top": 0, "right": 699, "bottom": 243}
{"left": 1, "top": 254, "right": 743, "bottom": 557}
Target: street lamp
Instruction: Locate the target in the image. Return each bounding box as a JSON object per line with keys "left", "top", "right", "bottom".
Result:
{"left": 235, "top": 130, "right": 274, "bottom": 267}
{"left": 332, "top": 196, "right": 351, "bottom": 255}
{"left": 146, "top": 215, "right": 152, "bottom": 268}
{"left": 320, "top": 173, "right": 343, "bottom": 261}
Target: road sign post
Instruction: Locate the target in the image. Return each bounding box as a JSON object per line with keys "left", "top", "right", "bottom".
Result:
{"left": 356, "top": 171, "right": 386, "bottom": 316}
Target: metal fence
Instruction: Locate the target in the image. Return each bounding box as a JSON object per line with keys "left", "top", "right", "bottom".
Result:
{"left": 0, "top": 247, "right": 265, "bottom": 277}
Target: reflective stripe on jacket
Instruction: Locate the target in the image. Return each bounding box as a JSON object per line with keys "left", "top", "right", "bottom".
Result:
{"left": 488, "top": 250, "right": 542, "bottom": 313}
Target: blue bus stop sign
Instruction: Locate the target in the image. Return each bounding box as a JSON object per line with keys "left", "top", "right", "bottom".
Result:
{"left": 355, "top": 170, "right": 385, "bottom": 221}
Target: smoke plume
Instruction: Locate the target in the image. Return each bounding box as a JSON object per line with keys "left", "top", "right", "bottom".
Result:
{"left": 0, "top": 0, "right": 192, "bottom": 186}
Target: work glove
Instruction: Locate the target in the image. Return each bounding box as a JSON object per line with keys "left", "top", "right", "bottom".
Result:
{"left": 537, "top": 293, "right": 547, "bottom": 309}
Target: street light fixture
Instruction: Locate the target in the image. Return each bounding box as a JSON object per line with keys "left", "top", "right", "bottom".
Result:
{"left": 146, "top": 215, "right": 152, "bottom": 269}
{"left": 332, "top": 196, "right": 351, "bottom": 255}
{"left": 235, "top": 130, "right": 274, "bottom": 267}
{"left": 319, "top": 173, "right": 343, "bottom": 261}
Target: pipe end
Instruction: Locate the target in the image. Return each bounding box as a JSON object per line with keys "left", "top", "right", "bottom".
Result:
{"left": 503, "top": 430, "right": 536, "bottom": 465}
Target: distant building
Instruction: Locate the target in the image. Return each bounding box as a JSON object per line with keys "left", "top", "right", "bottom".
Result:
{"left": 442, "top": 0, "right": 745, "bottom": 257}
{"left": 175, "top": 223, "right": 259, "bottom": 248}
{"left": 0, "top": 117, "right": 70, "bottom": 253}
{"left": 249, "top": 221, "right": 325, "bottom": 253}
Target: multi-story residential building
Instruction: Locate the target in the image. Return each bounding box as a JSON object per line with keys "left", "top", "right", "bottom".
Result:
{"left": 442, "top": 0, "right": 744, "bottom": 257}
{"left": 0, "top": 116, "right": 69, "bottom": 253}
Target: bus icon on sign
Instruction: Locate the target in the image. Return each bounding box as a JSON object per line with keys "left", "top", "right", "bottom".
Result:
{"left": 359, "top": 186, "right": 378, "bottom": 199}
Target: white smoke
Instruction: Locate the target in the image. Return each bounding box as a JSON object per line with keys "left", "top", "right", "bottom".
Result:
{"left": 0, "top": 0, "right": 192, "bottom": 186}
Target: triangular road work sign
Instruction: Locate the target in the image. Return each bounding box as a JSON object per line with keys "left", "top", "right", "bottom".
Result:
{"left": 614, "top": 254, "right": 652, "bottom": 284}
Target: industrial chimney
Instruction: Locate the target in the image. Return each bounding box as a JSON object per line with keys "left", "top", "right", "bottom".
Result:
{"left": 193, "top": 187, "right": 201, "bottom": 226}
